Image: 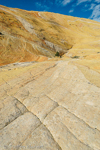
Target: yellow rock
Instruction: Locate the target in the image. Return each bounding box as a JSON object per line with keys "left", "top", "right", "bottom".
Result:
{"left": 0, "top": 5, "right": 100, "bottom": 150}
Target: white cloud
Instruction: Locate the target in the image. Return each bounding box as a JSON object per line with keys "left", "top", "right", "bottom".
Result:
{"left": 77, "top": 0, "right": 91, "bottom": 5}
{"left": 55, "top": 0, "right": 72, "bottom": 6}
{"left": 95, "top": 0, "right": 100, "bottom": 3}
{"left": 76, "top": 0, "right": 99, "bottom": 6}
{"left": 89, "top": 3, "right": 96, "bottom": 10}
{"left": 69, "top": 9, "right": 74, "bottom": 13}
{"left": 35, "top": 2, "right": 49, "bottom": 11}
{"left": 90, "top": 4, "right": 100, "bottom": 22}
{"left": 62, "top": 0, "right": 72, "bottom": 6}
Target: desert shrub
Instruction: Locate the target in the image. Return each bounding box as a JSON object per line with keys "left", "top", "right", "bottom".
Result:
{"left": 55, "top": 51, "right": 60, "bottom": 57}
{"left": 0, "top": 32, "right": 3, "bottom": 35}
{"left": 71, "top": 55, "right": 79, "bottom": 59}
{"left": 43, "top": 37, "right": 46, "bottom": 40}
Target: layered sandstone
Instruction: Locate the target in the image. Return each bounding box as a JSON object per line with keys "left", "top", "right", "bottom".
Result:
{"left": 0, "top": 5, "right": 100, "bottom": 150}
{"left": 0, "top": 59, "right": 100, "bottom": 150}
{"left": 0, "top": 5, "right": 100, "bottom": 67}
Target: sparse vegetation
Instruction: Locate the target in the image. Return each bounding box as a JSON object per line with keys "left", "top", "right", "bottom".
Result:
{"left": 55, "top": 51, "right": 60, "bottom": 57}
{"left": 43, "top": 37, "right": 46, "bottom": 40}
{"left": 71, "top": 56, "right": 79, "bottom": 59}
{"left": 0, "top": 32, "right": 3, "bottom": 35}
{"left": 40, "top": 29, "right": 44, "bottom": 32}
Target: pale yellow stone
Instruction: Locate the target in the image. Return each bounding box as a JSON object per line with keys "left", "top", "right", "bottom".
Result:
{"left": 0, "top": 60, "right": 100, "bottom": 150}
{"left": 0, "top": 4, "right": 100, "bottom": 150}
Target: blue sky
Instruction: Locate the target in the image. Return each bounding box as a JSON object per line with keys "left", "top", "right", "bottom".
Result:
{"left": 0, "top": 0, "right": 100, "bottom": 22}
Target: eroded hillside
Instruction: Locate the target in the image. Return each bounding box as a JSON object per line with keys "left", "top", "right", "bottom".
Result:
{"left": 0, "top": 5, "right": 100, "bottom": 67}
{"left": 0, "top": 5, "right": 100, "bottom": 150}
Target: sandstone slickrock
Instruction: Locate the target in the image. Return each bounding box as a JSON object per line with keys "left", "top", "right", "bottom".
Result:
{"left": 0, "top": 4, "right": 100, "bottom": 150}
{"left": 0, "top": 60, "right": 100, "bottom": 150}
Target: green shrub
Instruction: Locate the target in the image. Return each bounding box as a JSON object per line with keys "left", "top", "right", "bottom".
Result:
{"left": 71, "top": 55, "right": 79, "bottom": 59}
{"left": 55, "top": 51, "right": 60, "bottom": 57}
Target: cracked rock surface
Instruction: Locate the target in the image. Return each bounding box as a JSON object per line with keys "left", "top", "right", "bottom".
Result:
{"left": 0, "top": 60, "right": 100, "bottom": 150}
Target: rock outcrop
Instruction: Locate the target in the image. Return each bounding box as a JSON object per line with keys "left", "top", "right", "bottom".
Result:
{"left": 0, "top": 60, "right": 100, "bottom": 150}
{"left": 0, "top": 4, "right": 100, "bottom": 150}
{"left": 0, "top": 5, "right": 100, "bottom": 66}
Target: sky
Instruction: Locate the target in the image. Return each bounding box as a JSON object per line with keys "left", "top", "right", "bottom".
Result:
{"left": 0, "top": 0, "right": 100, "bottom": 22}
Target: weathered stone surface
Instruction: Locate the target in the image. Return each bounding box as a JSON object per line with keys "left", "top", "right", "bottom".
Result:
{"left": 0, "top": 5, "right": 100, "bottom": 66}
{"left": 44, "top": 40, "right": 69, "bottom": 53}
{"left": 19, "top": 124, "right": 61, "bottom": 150}
{"left": 0, "top": 96, "right": 28, "bottom": 130}
{"left": 0, "top": 112, "right": 41, "bottom": 150}
{"left": 0, "top": 4, "right": 100, "bottom": 150}
{"left": 0, "top": 60, "right": 100, "bottom": 150}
